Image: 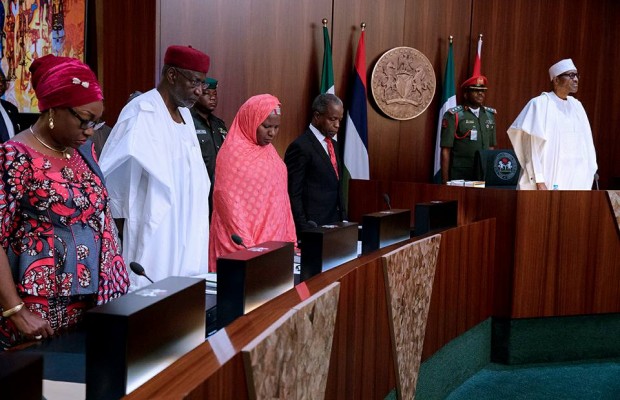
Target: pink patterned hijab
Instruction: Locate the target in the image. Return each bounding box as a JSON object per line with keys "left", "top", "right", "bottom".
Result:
{"left": 209, "top": 94, "right": 296, "bottom": 271}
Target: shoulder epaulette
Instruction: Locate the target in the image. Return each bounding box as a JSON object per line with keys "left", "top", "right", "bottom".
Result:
{"left": 484, "top": 106, "right": 497, "bottom": 114}
{"left": 448, "top": 105, "right": 463, "bottom": 114}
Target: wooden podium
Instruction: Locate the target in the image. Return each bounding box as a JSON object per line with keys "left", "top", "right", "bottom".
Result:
{"left": 217, "top": 241, "right": 294, "bottom": 328}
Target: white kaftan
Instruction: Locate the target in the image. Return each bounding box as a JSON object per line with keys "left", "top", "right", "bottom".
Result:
{"left": 507, "top": 92, "right": 597, "bottom": 190}
{"left": 100, "top": 89, "right": 210, "bottom": 289}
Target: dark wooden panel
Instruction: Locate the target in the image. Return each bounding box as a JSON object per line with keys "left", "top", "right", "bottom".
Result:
{"left": 399, "top": 0, "right": 473, "bottom": 182}
{"left": 325, "top": 258, "right": 396, "bottom": 399}
{"left": 423, "top": 219, "right": 495, "bottom": 360}
{"left": 511, "top": 191, "right": 620, "bottom": 318}
{"left": 350, "top": 180, "right": 620, "bottom": 320}
{"left": 97, "top": 0, "right": 157, "bottom": 126}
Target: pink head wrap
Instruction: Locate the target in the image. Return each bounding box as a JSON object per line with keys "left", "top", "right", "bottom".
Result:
{"left": 30, "top": 55, "right": 103, "bottom": 111}
{"left": 232, "top": 94, "right": 281, "bottom": 144}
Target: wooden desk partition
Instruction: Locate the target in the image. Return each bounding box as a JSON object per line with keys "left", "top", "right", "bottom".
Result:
{"left": 349, "top": 180, "right": 620, "bottom": 319}
{"left": 383, "top": 235, "right": 441, "bottom": 399}
{"left": 511, "top": 191, "right": 620, "bottom": 317}
{"left": 124, "top": 218, "right": 495, "bottom": 400}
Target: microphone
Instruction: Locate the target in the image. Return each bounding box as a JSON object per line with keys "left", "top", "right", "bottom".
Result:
{"left": 231, "top": 234, "right": 248, "bottom": 249}
{"left": 129, "top": 262, "right": 154, "bottom": 284}
{"left": 383, "top": 193, "right": 392, "bottom": 210}
{"left": 594, "top": 173, "right": 600, "bottom": 190}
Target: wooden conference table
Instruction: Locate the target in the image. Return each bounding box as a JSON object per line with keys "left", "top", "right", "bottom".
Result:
{"left": 124, "top": 181, "right": 619, "bottom": 399}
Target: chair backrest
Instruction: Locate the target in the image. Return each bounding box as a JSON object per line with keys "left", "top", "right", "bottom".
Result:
{"left": 475, "top": 149, "right": 521, "bottom": 188}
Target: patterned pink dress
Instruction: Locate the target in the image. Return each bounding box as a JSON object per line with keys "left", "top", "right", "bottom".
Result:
{"left": 0, "top": 141, "right": 129, "bottom": 349}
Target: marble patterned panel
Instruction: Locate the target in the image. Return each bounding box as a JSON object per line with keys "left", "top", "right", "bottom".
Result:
{"left": 242, "top": 282, "right": 340, "bottom": 400}
{"left": 607, "top": 190, "right": 620, "bottom": 233}
{"left": 382, "top": 234, "right": 441, "bottom": 400}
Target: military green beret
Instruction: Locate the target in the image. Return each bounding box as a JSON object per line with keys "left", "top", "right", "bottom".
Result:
{"left": 203, "top": 77, "right": 218, "bottom": 89}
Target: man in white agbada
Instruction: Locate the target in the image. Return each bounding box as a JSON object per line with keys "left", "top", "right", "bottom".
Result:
{"left": 507, "top": 58, "right": 597, "bottom": 190}
{"left": 99, "top": 45, "right": 211, "bottom": 289}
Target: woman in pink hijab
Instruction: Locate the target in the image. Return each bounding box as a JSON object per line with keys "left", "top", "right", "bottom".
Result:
{"left": 209, "top": 94, "right": 297, "bottom": 271}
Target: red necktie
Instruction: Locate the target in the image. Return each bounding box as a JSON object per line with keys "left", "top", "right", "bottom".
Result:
{"left": 325, "top": 137, "right": 339, "bottom": 179}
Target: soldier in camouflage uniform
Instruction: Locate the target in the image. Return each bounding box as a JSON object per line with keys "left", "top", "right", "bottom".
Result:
{"left": 440, "top": 75, "right": 496, "bottom": 183}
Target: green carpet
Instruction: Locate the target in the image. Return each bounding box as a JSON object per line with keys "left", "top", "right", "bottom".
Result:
{"left": 445, "top": 359, "right": 620, "bottom": 400}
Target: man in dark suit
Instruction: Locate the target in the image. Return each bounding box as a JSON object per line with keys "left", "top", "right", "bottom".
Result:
{"left": 285, "top": 93, "right": 345, "bottom": 235}
{"left": 0, "top": 69, "right": 20, "bottom": 142}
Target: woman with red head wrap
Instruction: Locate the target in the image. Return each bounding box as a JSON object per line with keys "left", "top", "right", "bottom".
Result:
{"left": 0, "top": 55, "right": 129, "bottom": 349}
{"left": 209, "top": 94, "right": 297, "bottom": 271}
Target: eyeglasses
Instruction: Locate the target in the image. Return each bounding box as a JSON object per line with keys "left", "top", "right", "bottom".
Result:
{"left": 558, "top": 72, "right": 579, "bottom": 80}
{"left": 68, "top": 108, "right": 106, "bottom": 130}
{"left": 174, "top": 68, "right": 203, "bottom": 88}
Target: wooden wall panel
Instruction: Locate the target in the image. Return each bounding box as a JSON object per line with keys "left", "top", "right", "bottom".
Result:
{"left": 97, "top": 0, "right": 156, "bottom": 125}
{"left": 158, "top": 0, "right": 332, "bottom": 157}
{"left": 398, "top": 0, "right": 473, "bottom": 182}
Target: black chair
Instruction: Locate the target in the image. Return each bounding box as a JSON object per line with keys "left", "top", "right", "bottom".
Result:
{"left": 474, "top": 149, "right": 521, "bottom": 189}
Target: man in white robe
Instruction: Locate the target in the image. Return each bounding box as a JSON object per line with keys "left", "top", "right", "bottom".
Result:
{"left": 508, "top": 59, "right": 597, "bottom": 190}
{"left": 100, "top": 45, "right": 211, "bottom": 289}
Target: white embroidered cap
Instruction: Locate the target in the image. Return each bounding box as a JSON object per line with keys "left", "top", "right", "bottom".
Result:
{"left": 549, "top": 59, "right": 577, "bottom": 81}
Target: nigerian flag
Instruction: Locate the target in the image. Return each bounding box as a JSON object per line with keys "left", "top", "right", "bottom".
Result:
{"left": 433, "top": 37, "right": 457, "bottom": 183}
{"left": 320, "top": 22, "right": 335, "bottom": 94}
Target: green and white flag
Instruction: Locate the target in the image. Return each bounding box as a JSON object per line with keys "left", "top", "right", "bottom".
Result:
{"left": 433, "top": 37, "right": 457, "bottom": 182}
{"left": 320, "top": 22, "right": 335, "bottom": 94}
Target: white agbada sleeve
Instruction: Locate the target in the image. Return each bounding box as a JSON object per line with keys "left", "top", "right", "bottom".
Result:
{"left": 507, "top": 93, "right": 552, "bottom": 190}
{"left": 568, "top": 97, "right": 598, "bottom": 181}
